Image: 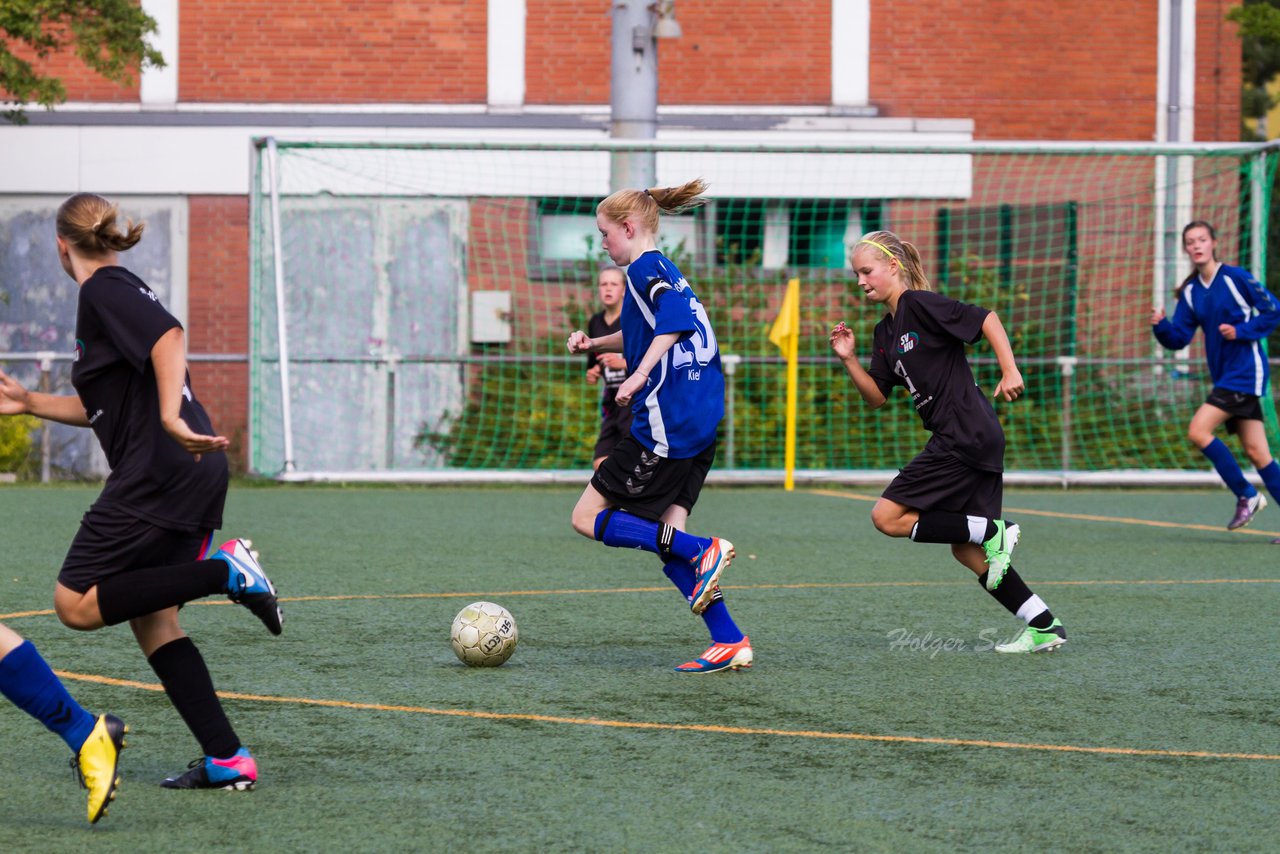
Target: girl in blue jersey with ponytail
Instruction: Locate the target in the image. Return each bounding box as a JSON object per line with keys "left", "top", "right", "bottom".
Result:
{"left": 566, "top": 179, "right": 751, "bottom": 674}
{"left": 1152, "top": 220, "right": 1280, "bottom": 531}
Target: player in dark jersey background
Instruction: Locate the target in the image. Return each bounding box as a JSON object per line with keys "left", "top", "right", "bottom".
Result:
{"left": 1151, "top": 220, "right": 1280, "bottom": 534}
{"left": 584, "top": 265, "right": 633, "bottom": 469}
{"left": 829, "top": 230, "right": 1067, "bottom": 654}
{"left": 0, "top": 193, "right": 283, "bottom": 790}
{"left": 566, "top": 179, "right": 752, "bottom": 674}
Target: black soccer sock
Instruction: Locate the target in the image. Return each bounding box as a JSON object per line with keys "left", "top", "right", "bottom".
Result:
{"left": 977, "top": 567, "right": 1054, "bottom": 629}
{"left": 96, "top": 560, "right": 228, "bottom": 626}
{"left": 911, "top": 512, "right": 994, "bottom": 545}
{"left": 148, "top": 637, "right": 241, "bottom": 759}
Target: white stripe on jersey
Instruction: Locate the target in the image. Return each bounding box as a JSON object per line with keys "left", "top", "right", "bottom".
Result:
{"left": 1224, "top": 274, "right": 1265, "bottom": 395}
{"left": 625, "top": 268, "right": 670, "bottom": 457}
{"left": 647, "top": 358, "right": 669, "bottom": 457}
{"left": 625, "top": 274, "right": 656, "bottom": 328}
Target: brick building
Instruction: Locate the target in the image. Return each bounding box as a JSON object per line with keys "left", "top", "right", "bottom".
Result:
{"left": 0, "top": 1, "right": 1243, "bottom": 474}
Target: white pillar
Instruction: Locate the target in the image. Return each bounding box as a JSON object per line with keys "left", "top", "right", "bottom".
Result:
{"left": 488, "top": 0, "right": 526, "bottom": 109}
{"left": 831, "top": 0, "right": 870, "bottom": 108}
{"left": 140, "top": 0, "right": 179, "bottom": 107}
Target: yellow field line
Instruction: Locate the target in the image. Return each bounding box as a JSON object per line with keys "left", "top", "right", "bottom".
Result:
{"left": 50, "top": 669, "right": 1280, "bottom": 762}
{"left": 806, "top": 488, "right": 1280, "bottom": 537}
{"left": 4, "top": 574, "right": 1279, "bottom": 622}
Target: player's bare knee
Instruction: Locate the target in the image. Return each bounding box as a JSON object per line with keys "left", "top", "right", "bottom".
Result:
{"left": 870, "top": 506, "right": 905, "bottom": 537}
{"left": 54, "top": 601, "right": 98, "bottom": 631}
{"left": 571, "top": 510, "right": 596, "bottom": 539}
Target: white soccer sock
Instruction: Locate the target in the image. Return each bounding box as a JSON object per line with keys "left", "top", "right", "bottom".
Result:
{"left": 1016, "top": 594, "right": 1048, "bottom": 624}
{"left": 966, "top": 515, "right": 989, "bottom": 545}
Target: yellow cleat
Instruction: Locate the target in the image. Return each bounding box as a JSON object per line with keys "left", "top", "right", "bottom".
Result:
{"left": 74, "top": 714, "right": 127, "bottom": 823}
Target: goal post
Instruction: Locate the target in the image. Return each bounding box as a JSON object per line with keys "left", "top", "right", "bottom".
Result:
{"left": 248, "top": 137, "right": 1280, "bottom": 485}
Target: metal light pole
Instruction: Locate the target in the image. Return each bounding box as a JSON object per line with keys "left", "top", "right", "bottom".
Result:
{"left": 610, "top": 1, "right": 681, "bottom": 192}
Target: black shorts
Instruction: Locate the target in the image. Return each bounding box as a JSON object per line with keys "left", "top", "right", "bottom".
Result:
{"left": 593, "top": 402, "right": 635, "bottom": 461}
{"left": 881, "top": 444, "right": 1003, "bottom": 519}
{"left": 591, "top": 434, "right": 716, "bottom": 521}
{"left": 1206, "top": 387, "right": 1264, "bottom": 435}
{"left": 59, "top": 505, "right": 213, "bottom": 594}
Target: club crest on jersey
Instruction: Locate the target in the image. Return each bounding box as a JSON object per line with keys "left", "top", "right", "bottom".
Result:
{"left": 74, "top": 338, "right": 85, "bottom": 361}
{"left": 897, "top": 332, "right": 919, "bottom": 354}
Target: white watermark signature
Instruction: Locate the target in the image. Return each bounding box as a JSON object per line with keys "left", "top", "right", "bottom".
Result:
{"left": 885, "top": 627, "right": 1019, "bottom": 658}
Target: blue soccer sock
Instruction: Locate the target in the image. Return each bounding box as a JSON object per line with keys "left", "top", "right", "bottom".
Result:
{"left": 662, "top": 561, "right": 745, "bottom": 644}
{"left": 1257, "top": 460, "right": 1280, "bottom": 503}
{"left": 0, "top": 640, "right": 96, "bottom": 752}
{"left": 595, "top": 510, "right": 709, "bottom": 563}
{"left": 1201, "top": 438, "right": 1256, "bottom": 498}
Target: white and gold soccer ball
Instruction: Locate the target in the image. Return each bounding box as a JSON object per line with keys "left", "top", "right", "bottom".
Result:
{"left": 450, "top": 601, "right": 518, "bottom": 667}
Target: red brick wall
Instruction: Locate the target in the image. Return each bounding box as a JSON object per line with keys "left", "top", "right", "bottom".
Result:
{"left": 4, "top": 38, "right": 137, "bottom": 102}
{"left": 525, "top": 1, "right": 611, "bottom": 103}
{"left": 869, "top": 2, "right": 1163, "bottom": 140}
{"left": 1196, "top": 0, "right": 1242, "bottom": 141}
{"left": 179, "top": 1, "right": 487, "bottom": 102}
{"left": 187, "top": 196, "right": 250, "bottom": 470}
{"left": 867, "top": 1, "right": 1240, "bottom": 142}
{"left": 525, "top": 0, "right": 830, "bottom": 105}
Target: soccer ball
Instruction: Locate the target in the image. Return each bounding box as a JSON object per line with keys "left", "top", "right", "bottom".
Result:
{"left": 450, "top": 601, "right": 518, "bottom": 667}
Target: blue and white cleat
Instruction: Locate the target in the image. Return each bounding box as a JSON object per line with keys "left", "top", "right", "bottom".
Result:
{"left": 674, "top": 635, "right": 753, "bottom": 674}
{"left": 690, "top": 537, "right": 734, "bottom": 615}
{"left": 213, "top": 538, "right": 283, "bottom": 635}
{"left": 161, "top": 747, "right": 258, "bottom": 791}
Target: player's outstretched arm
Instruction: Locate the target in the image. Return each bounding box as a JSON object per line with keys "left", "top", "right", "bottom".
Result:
{"left": 0, "top": 369, "right": 91, "bottom": 426}
{"left": 151, "top": 327, "right": 229, "bottom": 461}
{"left": 568, "top": 330, "right": 624, "bottom": 355}
{"left": 982, "top": 312, "right": 1024, "bottom": 402}
{"left": 829, "top": 322, "right": 887, "bottom": 408}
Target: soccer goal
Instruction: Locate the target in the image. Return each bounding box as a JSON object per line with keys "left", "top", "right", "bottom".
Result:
{"left": 248, "top": 137, "right": 1280, "bottom": 485}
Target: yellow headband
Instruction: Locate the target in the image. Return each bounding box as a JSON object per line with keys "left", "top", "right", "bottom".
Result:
{"left": 857, "top": 239, "right": 899, "bottom": 267}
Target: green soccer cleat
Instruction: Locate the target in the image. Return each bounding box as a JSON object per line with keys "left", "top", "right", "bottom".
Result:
{"left": 981, "top": 520, "right": 1020, "bottom": 590}
{"left": 994, "top": 619, "right": 1066, "bottom": 654}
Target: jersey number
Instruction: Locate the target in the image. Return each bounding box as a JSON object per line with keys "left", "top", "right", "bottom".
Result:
{"left": 671, "top": 297, "right": 718, "bottom": 369}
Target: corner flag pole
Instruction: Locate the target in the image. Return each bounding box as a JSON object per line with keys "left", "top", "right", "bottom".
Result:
{"left": 769, "top": 278, "right": 801, "bottom": 491}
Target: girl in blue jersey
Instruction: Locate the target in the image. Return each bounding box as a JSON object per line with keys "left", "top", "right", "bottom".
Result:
{"left": 0, "top": 193, "right": 282, "bottom": 791}
{"left": 1152, "top": 220, "right": 1280, "bottom": 531}
{"left": 830, "top": 231, "right": 1066, "bottom": 653}
{"left": 566, "top": 179, "right": 751, "bottom": 674}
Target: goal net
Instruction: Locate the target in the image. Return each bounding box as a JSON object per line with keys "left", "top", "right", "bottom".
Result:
{"left": 248, "top": 138, "right": 1280, "bottom": 484}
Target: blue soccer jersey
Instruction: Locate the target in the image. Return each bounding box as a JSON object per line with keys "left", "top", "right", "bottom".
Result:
{"left": 620, "top": 250, "right": 724, "bottom": 458}
{"left": 1153, "top": 263, "right": 1280, "bottom": 396}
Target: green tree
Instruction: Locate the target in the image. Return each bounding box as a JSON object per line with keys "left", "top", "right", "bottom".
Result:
{"left": 1229, "top": 0, "right": 1280, "bottom": 139}
{"left": 1, "top": 0, "right": 164, "bottom": 123}
{"left": 1229, "top": 1, "right": 1280, "bottom": 294}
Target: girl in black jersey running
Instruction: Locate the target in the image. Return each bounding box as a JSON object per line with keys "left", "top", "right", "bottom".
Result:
{"left": 0, "top": 193, "right": 282, "bottom": 789}
{"left": 829, "top": 230, "right": 1066, "bottom": 654}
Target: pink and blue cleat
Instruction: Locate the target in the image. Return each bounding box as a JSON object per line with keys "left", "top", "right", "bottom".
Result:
{"left": 161, "top": 747, "right": 258, "bottom": 791}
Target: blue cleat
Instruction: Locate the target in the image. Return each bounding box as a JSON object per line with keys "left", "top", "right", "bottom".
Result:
{"left": 213, "top": 538, "right": 283, "bottom": 635}
{"left": 674, "top": 635, "right": 753, "bottom": 674}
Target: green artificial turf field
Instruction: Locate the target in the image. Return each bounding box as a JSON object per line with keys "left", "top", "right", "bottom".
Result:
{"left": 1, "top": 484, "right": 1277, "bottom": 852}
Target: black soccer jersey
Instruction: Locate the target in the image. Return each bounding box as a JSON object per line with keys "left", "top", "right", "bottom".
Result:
{"left": 586, "top": 310, "right": 627, "bottom": 407}
{"left": 71, "top": 266, "right": 228, "bottom": 530}
{"left": 867, "top": 289, "right": 1005, "bottom": 472}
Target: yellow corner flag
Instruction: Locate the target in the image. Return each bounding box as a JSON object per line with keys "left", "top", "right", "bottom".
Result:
{"left": 769, "top": 278, "right": 800, "bottom": 490}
